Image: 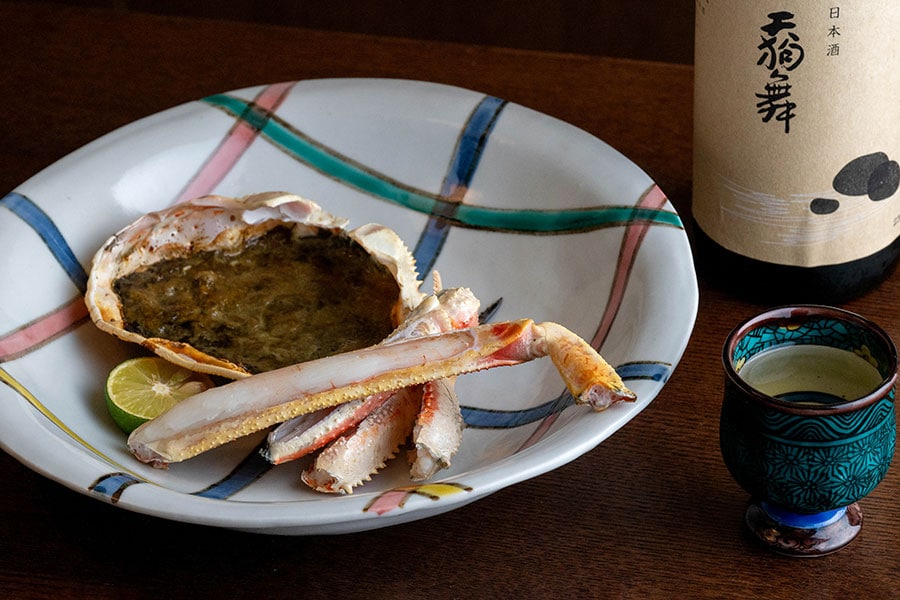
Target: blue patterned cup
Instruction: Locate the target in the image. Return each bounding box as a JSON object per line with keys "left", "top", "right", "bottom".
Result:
{"left": 720, "top": 305, "right": 896, "bottom": 556}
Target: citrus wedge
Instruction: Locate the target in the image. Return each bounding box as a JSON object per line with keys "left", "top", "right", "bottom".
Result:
{"left": 105, "top": 357, "right": 215, "bottom": 433}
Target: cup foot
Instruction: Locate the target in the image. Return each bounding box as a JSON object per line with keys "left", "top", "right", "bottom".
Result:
{"left": 745, "top": 501, "right": 863, "bottom": 557}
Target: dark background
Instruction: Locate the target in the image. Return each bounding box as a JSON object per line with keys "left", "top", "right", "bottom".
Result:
{"left": 23, "top": 0, "right": 697, "bottom": 63}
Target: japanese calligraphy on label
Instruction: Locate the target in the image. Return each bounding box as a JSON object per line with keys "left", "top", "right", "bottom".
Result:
{"left": 756, "top": 11, "right": 804, "bottom": 132}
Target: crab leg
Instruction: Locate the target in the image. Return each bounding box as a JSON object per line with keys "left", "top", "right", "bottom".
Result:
{"left": 127, "top": 318, "right": 635, "bottom": 467}
{"left": 409, "top": 376, "right": 464, "bottom": 481}
{"left": 302, "top": 386, "right": 423, "bottom": 494}
{"left": 262, "top": 286, "right": 480, "bottom": 465}
{"left": 262, "top": 393, "right": 393, "bottom": 465}
{"left": 303, "top": 365, "right": 464, "bottom": 493}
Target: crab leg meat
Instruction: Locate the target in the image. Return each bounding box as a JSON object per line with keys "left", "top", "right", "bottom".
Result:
{"left": 263, "top": 286, "right": 480, "bottom": 465}
{"left": 302, "top": 386, "right": 423, "bottom": 494}
{"left": 127, "top": 318, "right": 635, "bottom": 467}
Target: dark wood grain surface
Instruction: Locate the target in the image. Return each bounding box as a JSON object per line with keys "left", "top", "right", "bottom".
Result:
{"left": 1, "top": 3, "right": 897, "bottom": 599}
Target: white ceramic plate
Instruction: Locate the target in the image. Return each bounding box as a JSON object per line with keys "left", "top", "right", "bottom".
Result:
{"left": 0, "top": 79, "right": 697, "bottom": 535}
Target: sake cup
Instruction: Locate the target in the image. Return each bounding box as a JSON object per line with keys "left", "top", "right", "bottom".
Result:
{"left": 720, "top": 305, "right": 897, "bottom": 556}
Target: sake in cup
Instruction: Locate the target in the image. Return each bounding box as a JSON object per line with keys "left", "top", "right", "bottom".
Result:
{"left": 720, "top": 305, "right": 897, "bottom": 556}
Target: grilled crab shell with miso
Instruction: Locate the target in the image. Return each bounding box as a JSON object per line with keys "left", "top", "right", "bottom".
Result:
{"left": 85, "top": 192, "right": 425, "bottom": 379}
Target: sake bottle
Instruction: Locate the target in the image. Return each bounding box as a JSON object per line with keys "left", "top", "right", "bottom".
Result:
{"left": 692, "top": 1, "right": 900, "bottom": 303}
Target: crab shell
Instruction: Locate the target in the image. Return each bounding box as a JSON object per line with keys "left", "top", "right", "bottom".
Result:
{"left": 85, "top": 192, "right": 425, "bottom": 379}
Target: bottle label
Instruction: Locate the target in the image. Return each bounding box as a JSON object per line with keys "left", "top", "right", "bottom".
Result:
{"left": 693, "top": 1, "right": 900, "bottom": 267}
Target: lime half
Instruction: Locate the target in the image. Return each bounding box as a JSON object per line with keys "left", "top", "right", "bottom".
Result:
{"left": 105, "top": 357, "right": 214, "bottom": 433}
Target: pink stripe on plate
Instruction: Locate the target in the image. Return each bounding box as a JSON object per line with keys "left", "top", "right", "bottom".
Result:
{"left": 176, "top": 81, "right": 297, "bottom": 203}
{"left": 591, "top": 184, "right": 669, "bottom": 349}
{"left": 364, "top": 489, "right": 412, "bottom": 515}
{"left": 518, "top": 184, "right": 670, "bottom": 451}
{"left": 0, "top": 297, "right": 89, "bottom": 361}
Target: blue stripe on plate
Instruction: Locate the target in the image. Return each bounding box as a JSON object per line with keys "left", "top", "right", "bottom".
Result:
{"left": 616, "top": 361, "right": 671, "bottom": 383}
{"left": 90, "top": 472, "right": 143, "bottom": 503}
{"left": 462, "top": 361, "right": 670, "bottom": 428}
{"left": 191, "top": 441, "right": 273, "bottom": 499}
{"left": 414, "top": 95, "right": 507, "bottom": 274}
{"left": 1, "top": 192, "right": 89, "bottom": 292}
{"left": 462, "top": 391, "right": 575, "bottom": 429}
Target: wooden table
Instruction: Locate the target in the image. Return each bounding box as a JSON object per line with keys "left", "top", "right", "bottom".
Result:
{"left": 2, "top": 3, "right": 897, "bottom": 598}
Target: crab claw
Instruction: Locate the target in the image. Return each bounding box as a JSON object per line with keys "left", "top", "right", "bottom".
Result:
{"left": 536, "top": 321, "right": 635, "bottom": 410}
{"left": 127, "top": 315, "right": 634, "bottom": 467}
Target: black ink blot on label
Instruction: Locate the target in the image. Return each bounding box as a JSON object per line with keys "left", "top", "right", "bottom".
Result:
{"left": 867, "top": 160, "right": 899, "bottom": 201}
{"left": 810, "top": 198, "right": 840, "bottom": 214}
{"left": 833, "top": 152, "right": 889, "bottom": 196}
{"left": 812, "top": 152, "right": 896, "bottom": 216}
